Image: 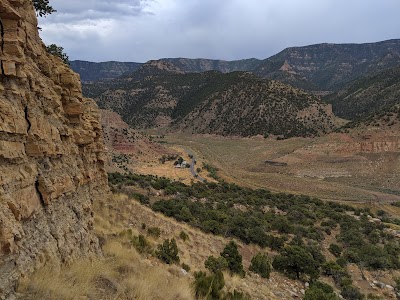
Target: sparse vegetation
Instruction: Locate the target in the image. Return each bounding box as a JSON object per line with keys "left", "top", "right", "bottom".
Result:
{"left": 108, "top": 171, "right": 400, "bottom": 299}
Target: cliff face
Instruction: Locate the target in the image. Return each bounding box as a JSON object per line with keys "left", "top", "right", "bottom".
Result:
{"left": 0, "top": 0, "right": 108, "bottom": 298}
{"left": 254, "top": 39, "right": 400, "bottom": 91}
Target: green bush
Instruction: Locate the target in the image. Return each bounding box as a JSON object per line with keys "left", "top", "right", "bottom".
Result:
{"left": 272, "top": 245, "right": 319, "bottom": 280}
{"left": 131, "top": 192, "right": 150, "bottom": 205}
{"left": 179, "top": 230, "right": 190, "bottom": 241}
{"left": 340, "top": 285, "right": 364, "bottom": 300}
{"left": 156, "top": 238, "right": 180, "bottom": 264}
{"left": 221, "top": 241, "right": 245, "bottom": 277}
{"left": 205, "top": 256, "right": 228, "bottom": 273}
{"left": 249, "top": 253, "right": 271, "bottom": 279}
{"left": 193, "top": 271, "right": 225, "bottom": 300}
{"left": 304, "top": 281, "right": 338, "bottom": 300}
{"left": 131, "top": 234, "right": 152, "bottom": 254}
{"left": 147, "top": 227, "right": 161, "bottom": 238}
{"left": 328, "top": 243, "right": 343, "bottom": 257}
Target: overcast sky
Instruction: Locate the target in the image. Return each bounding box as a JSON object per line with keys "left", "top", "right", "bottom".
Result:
{"left": 38, "top": 0, "right": 400, "bottom": 63}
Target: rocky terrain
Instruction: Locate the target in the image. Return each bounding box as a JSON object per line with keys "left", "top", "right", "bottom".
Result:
{"left": 254, "top": 39, "right": 400, "bottom": 91}
{"left": 0, "top": 1, "right": 108, "bottom": 298}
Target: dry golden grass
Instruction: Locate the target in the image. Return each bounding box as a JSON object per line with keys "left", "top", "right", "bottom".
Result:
{"left": 17, "top": 191, "right": 304, "bottom": 299}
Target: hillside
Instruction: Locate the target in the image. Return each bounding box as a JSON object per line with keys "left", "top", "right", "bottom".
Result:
{"left": 93, "top": 65, "right": 342, "bottom": 138}
{"left": 18, "top": 173, "right": 400, "bottom": 300}
{"left": 324, "top": 66, "right": 400, "bottom": 120}
{"left": 70, "top": 60, "right": 142, "bottom": 82}
{"left": 254, "top": 39, "right": 400, "bottom": 91}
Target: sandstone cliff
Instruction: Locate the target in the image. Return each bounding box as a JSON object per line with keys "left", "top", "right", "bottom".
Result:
{"left": 0, "top": 1, "right": 108, "bottom": 298}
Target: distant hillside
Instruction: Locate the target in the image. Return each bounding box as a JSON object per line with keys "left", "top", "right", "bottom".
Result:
{"left": 341, "top": 103, "right": 400, "bottom": 131}
{"left": 93, "top": 63, "right": 341, "bottom": 138}
{"left": 72, "top": 58, "right": 261, "bottom": 83}
{"left": 74, "top": 40, "right": 400, "bottom": 91}
{"left": 70, "top": 60, "right": 142, "bottom": 82}
{"left": 254, "top": 39, "right": 400, "bottom": 91}
{"left": 324, "top": 66, "right": 400, "bottom": 120}
{"left": 159, "top": 57, "right": 262, "bottom": 73}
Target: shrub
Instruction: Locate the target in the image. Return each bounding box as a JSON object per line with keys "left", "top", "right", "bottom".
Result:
{"left": 249, "top": 253, "right": 271, "bottom": 279}
{"left": 304, "top": 281, "right": 338, "bottom": 300}
{"left": 205, "top": 256, "right": 228, "bottom": 273}
{"left": 181, "top": 262, "right": 190, "bottom": 272}
{"left": 329, "top": 243, "right": 343, "bottom": 257}
{"left": 193, "top": 271, "right": 225, "bottom": 300}
{"left": 340, "top": 285, "right": 364, "bottom": 300}
{"left": 156, "top": 238, "right": 180, "bottom": 264}
{"left": 220, "top": 241, "right": 245, "bottom": 277}
{"left": 131, "top": 192, "right": 150, "bottom": 205}
{"left": 179, "top": 230, "right": 189, "bottom": 241}
{"left": 147, "top": 227, "right": 161, "bottom": 238}
{"left": 132, "top": 234, "right": 152, "bottom": 254}
{"left": 272, "top": 246, "right": 319, "bottom": 280}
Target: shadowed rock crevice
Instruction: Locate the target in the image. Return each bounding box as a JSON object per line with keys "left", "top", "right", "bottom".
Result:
{"left": 0, "top": 17, "right": 4, "bottom": 76}
{"left": 34, "top": 178, "right": 45, "bottom": 208}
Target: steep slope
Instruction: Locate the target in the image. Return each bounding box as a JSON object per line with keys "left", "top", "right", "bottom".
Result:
{"left": 70, "top": 60, "right": 142, "bottom": 82}
{"left": 324, "top": 66, "right": 400, "bottom": 120}
{"left": 0, "top": 1, "right": 108, "bottom": 297}
{"left": 94, "top": 66, "right": 341, "bottom": 138}
{"left": 254, "top": 39, "right": 400, "bottom": 91}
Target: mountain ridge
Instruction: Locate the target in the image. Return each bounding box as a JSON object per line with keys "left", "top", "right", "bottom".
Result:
{"left": 73, "top": 39, "right": 400, "bottom": 92}
{"left": 93, "top": 67, "right": 342, "bottom": 138}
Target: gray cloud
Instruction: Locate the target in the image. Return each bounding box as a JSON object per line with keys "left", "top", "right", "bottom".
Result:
{"left": 38, "top": 0, "right": 400, "bottom": 62}
{"left": 46, "top": 0, "right": 153, "bottom": 21}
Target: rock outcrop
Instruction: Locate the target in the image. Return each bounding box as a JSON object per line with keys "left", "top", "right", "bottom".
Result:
{"left": 0, "top": 1, "right": 108, "bottom": 298}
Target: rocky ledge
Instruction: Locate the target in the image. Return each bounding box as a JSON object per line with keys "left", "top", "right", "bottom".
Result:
{"left": 0, "top": 1, "right": 108, "bottom": 298}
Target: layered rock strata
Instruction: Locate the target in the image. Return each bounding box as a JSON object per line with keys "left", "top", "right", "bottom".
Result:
{"left": 0, "top": 1, "right": 108, "bottom": 298}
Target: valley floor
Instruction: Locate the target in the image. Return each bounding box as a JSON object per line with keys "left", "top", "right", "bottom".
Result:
{"left": 162, "top": 133, "right": 400, "bottom": 209}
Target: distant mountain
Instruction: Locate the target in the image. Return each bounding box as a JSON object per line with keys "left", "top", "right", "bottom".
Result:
{"left": 254, "top": 39, "right": 400, "bottom": 91}
{"left": 70, "top": 60, "right": 142, "bottom": 82}
{"left": 93, "top": 62, "right": 342, "bottom": 138}
{"left": 324, "top": 66, "right": 400, "bottom": 120}
{"left": 159, "top": 58, "right": 262, "bottom": 73}
{"left": 74, "top": 40, "right": 400, "bottom": 93}
{"left": 71, "top": 58, "right": 262, "bottom": 83}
